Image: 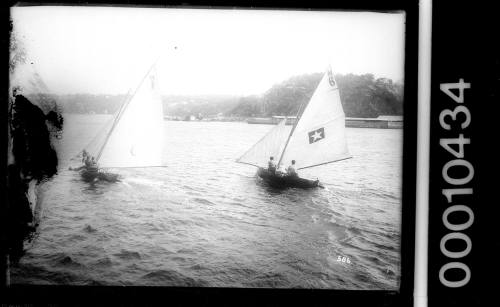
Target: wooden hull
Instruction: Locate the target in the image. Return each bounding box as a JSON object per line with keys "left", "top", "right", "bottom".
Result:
{"left": 80, "top": 169, "right": 119, "bottom": 183}
{"left": 257, "top": 167, "right": 322, "bottom": 189}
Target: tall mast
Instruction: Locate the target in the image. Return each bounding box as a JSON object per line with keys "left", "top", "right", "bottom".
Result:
{"left": 96, "top": 59, "right": 159, "bottom": 163}
{"left": 277, "top": 96, "right": 309, "bottom": 168}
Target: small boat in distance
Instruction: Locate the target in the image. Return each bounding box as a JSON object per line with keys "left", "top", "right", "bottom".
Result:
{"left": 237, "top": 66, "right": 352, "bottom": 189}
{"left": 74, "top": 61, "right": 165, "bottom": 182}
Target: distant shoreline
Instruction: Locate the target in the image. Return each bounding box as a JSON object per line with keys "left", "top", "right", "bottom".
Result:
{"left": 163, "top": 115, "right": 403, "bottom": 129}
{"left": 62, "top": 113, "right": 403, "bottom": 129}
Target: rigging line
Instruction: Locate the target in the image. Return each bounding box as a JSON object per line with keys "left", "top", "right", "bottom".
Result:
{"left": 234, "top": 161, "right": 260, "bottom": 168}
{"left": 296, "top": 156, "right": 352, "bottom": 170}
{"left": 277, "top": 67, "right": 340, "bottom": 168}
{"left": 96, "top": 89, "right": 132, "bottom": 161}
{"left": 80, "top": 89, "right": 131, "bottom": 156}
{"left": 277, "top": 89, "right": 311, "bottom": 168}
{"left": 96, "top": 58, "right": 160, "bottom": 162}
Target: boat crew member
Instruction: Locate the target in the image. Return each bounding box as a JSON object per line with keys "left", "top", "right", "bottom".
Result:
{"left": 286, "top": 160, "right": 298, "bottom": 177}
{"left": 86, "top": 157, "right": 99, "bottom": 173}
{"left": 81, "top": 150, "right": 88, "bottom": 164}
{"left": 84, "top": 155, "right": 92, "bottom": 167}
{"left": 268, "top": 156, "right": 276, "bottom": 173}
{"left": 69, "top": 153, "right": 94, "bottom": 171}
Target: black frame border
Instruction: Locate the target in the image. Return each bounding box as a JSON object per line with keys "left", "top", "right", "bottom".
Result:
{"left": 1, "top": 1, "right": 419, "bottom": 306}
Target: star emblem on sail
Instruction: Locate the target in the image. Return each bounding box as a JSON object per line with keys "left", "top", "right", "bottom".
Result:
{"left": 308, "top": 127, "right": 325, "bottom": 144}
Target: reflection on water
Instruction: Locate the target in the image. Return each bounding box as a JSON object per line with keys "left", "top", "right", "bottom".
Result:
{"left": 11, "top": 114, "right": 403, "bottom": 290}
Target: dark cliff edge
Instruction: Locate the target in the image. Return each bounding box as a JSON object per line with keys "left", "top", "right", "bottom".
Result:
{"left": 4, "top": 93, "right": 63, "bottom": 274}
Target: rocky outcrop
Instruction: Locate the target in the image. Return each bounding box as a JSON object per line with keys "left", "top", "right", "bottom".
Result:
{"left": 6, "top": 93, "right": 63, "bottom": 263}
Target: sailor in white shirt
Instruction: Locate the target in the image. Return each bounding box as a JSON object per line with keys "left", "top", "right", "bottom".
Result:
{"left": 286, "top": 160, "right": 298, "bottom": 177}
{"left": 267, "top": 156, "right": 277, "bottom": 173}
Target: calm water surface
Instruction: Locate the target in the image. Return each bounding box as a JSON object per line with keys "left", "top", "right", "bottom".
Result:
{"left": 11, "top": 114, "right": 403, "bottom": 289}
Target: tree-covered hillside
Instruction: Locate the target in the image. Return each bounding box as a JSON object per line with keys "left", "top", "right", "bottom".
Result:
{"left": 162, "top": 95, "right": 240, "bottom": 118}
{"left": 227, "top": 73, "right": 404, "bottom": 118}
{"left": 42, "top": 72, "right": 403, "bottom": 119}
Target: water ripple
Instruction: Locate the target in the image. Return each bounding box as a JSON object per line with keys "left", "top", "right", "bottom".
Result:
{"left": 12, "top": 117, "right": 403, "bottom": 290}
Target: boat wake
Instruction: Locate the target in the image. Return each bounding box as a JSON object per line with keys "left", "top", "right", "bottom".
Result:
{"left": 121, "top": 176, "right": 166, "bottom": 188}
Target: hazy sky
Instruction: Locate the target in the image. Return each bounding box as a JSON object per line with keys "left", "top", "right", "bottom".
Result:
{"left": 11, "top": 6, "right": 405, "bottom": 96}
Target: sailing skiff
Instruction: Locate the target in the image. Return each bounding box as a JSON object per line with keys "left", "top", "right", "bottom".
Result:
{"left": 78, "top": 62, "right": 164, "bottom": 182}
{"left": 237, "top": 66, "right": 351, "bottom": 188}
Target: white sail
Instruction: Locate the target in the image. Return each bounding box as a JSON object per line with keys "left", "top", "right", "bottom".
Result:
{"left": 237, "top": 119, "right": 289, "bottom": 167}
{"left": 84, "top": 116, "right": 115, "bottom": 160}
{"left": 278, "top": 66, "right": 351, "bottom": 170}
{"left": 95, "top": 65, "right": 164, "bottom": 168}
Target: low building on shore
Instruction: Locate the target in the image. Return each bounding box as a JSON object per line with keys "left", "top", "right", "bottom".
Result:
{"left": 247, "top": 116, "right": 297, "bottom": 125}
{"left": 345, "top": 115, "right": 403, "bottom": 129}
{"left": 247, "top": 115, "right": 403, "bottom": 129}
